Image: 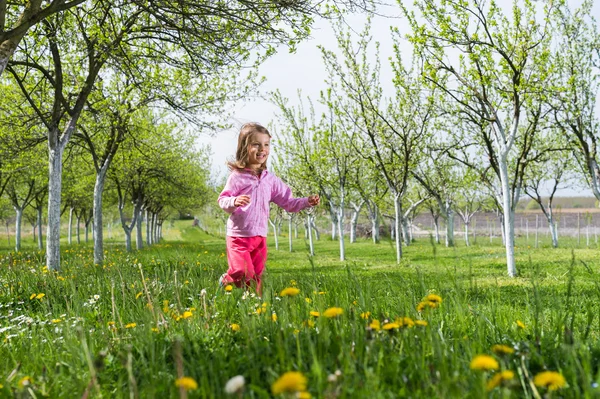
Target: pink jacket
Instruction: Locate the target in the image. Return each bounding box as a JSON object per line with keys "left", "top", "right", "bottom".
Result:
{"left": 218, "top": 169, "right": 311, "bottom": 237}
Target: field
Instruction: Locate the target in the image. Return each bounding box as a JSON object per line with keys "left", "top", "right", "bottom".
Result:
{"left": 1, "top": 222, "right": 600, "bottom": 398}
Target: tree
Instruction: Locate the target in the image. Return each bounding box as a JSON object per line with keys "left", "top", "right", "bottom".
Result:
{"left": 405, "top": 0, "right": 554, "bottom": 276}
{"left": 551, "top": 1, "right": 600, "bottom": 204}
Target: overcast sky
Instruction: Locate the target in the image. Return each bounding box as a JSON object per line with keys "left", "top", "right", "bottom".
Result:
{"left": 198, "top": 1, "right": 598, "bottom": 196}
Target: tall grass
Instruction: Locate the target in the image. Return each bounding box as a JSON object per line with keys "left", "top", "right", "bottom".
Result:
{"left": 0, "top": 223, "right": 599, "bottom": 398}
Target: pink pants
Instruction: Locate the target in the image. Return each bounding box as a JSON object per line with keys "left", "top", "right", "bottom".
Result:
{"left": 222, "top": 236, "right": 267, "bottom": 294}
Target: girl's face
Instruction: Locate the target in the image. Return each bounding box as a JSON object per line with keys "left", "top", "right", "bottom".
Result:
{"left": 247, "top": 132, "right": 270, "bottom": 169}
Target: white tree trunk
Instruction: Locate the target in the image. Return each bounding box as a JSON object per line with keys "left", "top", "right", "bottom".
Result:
{"left": 393, "top": 193, "right": 402, "bottom": 264}
{"left": 464, "top": 223, "right": 470, "bottom": 246}
{"left": 14, "top": 207, "right": 23, "bottom": 251}
{"left": 37, "top": 205, "right": 43, "bottom": 250}
{"left": 350, "top": 210, "right": 359, "bottom": 243}
{"left": 445, "top": 207, "right": 455, "bottom": 247}
{"left": 145, "top": 209, "right": 150, "bottom": 246}
{"left": 499, "top": 157, "right": 517, "bottom": 277}
{"left": 371, "top": 216, "right": 380, "bottom": 244}
{"left": 337, "top": 202, "right": 345, "bottom": 261}
{"left": 136, "top": 208, "right": 144, "bottom": 249}
{"left": 76, "top": 215, "right": 81, "bottom": 244}
{"left": 47, "top": 145, "right": 64, "bottom": 270}
{"left": 68, "top": 207, "right": 74, "bottom": 245}
{"left": 288, "top": 216, "right": 293, "bottom": 252}
{"left": 547, "top": 215, "right": 558, "bottom": 248}
{"left": 93, "top": 169, "right": 108, "bottom": 265}
{"left": 269, "top": 219, "right": 279, "bottom": 250}
{"left": 307, "top": 214, "right": 315, "bottom": 256}
{"left": 401, "top": 217, "right": 410, "bottom": 246}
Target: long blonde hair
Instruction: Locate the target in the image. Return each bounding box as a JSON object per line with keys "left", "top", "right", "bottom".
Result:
{"left": 227, "top": 123, "right": 271, "bottom": 173}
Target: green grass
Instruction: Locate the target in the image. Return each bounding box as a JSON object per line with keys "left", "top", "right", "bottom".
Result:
{"left": 1, "top": 222, "right": 600, "bottom": 398}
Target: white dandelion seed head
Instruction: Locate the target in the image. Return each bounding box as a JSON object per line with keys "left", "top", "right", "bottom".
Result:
{"left": 224, "top": 375, "right": 245, "bottom": 394}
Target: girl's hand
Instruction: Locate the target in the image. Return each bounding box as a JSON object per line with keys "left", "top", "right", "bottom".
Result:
{"left": 308, "top": 194, "right": 320, "bottom": 206}
{"left": 234, "top": 195, "right": 251, "bottom": 207}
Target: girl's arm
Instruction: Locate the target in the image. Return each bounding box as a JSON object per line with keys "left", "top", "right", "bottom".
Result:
{"left": 271, "top": 176, "right": 310, "bottom": 213}
{"left": 218, "top": 174, "right": 239, "bottom": 214}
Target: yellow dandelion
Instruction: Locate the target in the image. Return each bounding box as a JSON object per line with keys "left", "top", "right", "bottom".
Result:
{"left": 369, "top": 320, "right": 381, "bottom": 331}
{"left": 231, "top": 323, "right": 241, "bottom": 332}
{"left": 396, "top": 317, "right": 415, "bottom": 328}
{"left": 323, "top": 307, "right": 343, "bottom": 318}
{"left": 382, "top": 322, "right": 400, "bottom": 330}
{"left": 125, "top": 323, "right": 137, "bottom": 329}
{"left": 175, "top": 376, "right": 198, "bottom": 390}
{"left": 136, "top": 292, "right": 143, "bottom": 299}
{"left": 486, "top": 370, "right": 515, "bottom": 391}
{"left": 107, "top": 321, "right": 116, "bottom": 327}
{"left": 470, "top": 355, "right": 499, "bottom": 371}
{"left": 533, "top": 371, "right": 566, "bottom": 391}
{"left": 309, "top": 311, "right": 320, "bottom": 317}
{"left": 415, "top": 320, "right": 428, "bottom": 327}
{"left": 18, "top": 376, "right": 32, "bottom": 388}
{"left": 297, "top": 392, "right": 312, "bottom": 399}
{"left": 29, "top": 293, "right": 36, "bottom": 300}
{"left": 57, "top": 276, "right": 65, "bottom": 281}
{"left": 491, "top": 344, "right": 515, "bottom": 355}
{"left": 303, "top": 319, "right": 315, "bottom": 328}
{"left": 360, "top": 312, "right": 371, "bottom": 319}
{"left": 51, "top": 319, "right": 62, "bottom": 323}
{"left": 151, "top": 328, "right": 159, "bottom": 333}
{"left": 182, "top": 311, "right": 193, "bottom": 319}
{"left": 516, "top": 320, "right": 526, "bottom": 329}
{"left": 255, "top": 307, "right": 264, "bottom": 315}
{"left": 425, "top": 294, "right": 442, "bottom": 304}
{"left": 271, "top": 371, "right": 307, "bottom": 394}
{"left": 225, "top": 285, "right": 233, "bottom": 292}
{"left": 280, "top": 287, "right": 301, "bottom": 297}
{"left": 272, "top": 313, "right": 278, "bottom": 322}
{"left": 36, "top": 293, "right": 45, "bottom": 299}
{"left": 305, "top": 297, "right": 312, "bottom": 303}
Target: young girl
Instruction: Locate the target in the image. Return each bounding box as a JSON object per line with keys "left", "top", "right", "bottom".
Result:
{"left": 218, "top": 123, "right": 320, "bottom": 294}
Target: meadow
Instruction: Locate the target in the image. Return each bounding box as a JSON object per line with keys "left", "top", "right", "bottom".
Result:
{"left": 0, "top": 222, "right": 599, "bottom": 398}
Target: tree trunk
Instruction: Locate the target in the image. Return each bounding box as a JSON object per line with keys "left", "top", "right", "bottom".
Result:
{"left": 547, "top": 215, "right": 558, "bottom": 248}
{"left": 337, "top": 197, "right": 345, "bottom": 261}
{"left": 350, "top": 209, "right": 360, "bottom": 243}
{"left": 401, "top": 216, "right": 410, "bottom": 246}
{"left": 76, "top": 214, "right": 81, "bottom": 244}
{"left": 445, "top": 206, "right": 455, "bottom": 247}
{"left": 464, "top": 222, "right": 470, "bottom": 246}
{"left": 37, "top": 204, "right": 43, "bottom": 249}
{"left": 371, "top": 215, "right": 380, "bottom": 244}
{"left": 393, "top": 193, "right": 402, "bottom": 263}
{"left": 329, "top": 206, "right": 337, "bottom": 240}
{"left": 47, "top": 143, "right": 64, "bottom": 270}
{"left": 14, "top": 207, "right": 23, "bottom": 251}
{"left": 307, "top": 214, "right": 315, "bottom": 256}
{"left": 499, "top": 157, "right": 517, "bottom": 277}
{"left": 433, "top": 215, "right": 440, "bottom": 244}
{"left": 136, "top": 207, "right": 144, "bottom": 249}
{"left": 269, "top": 219, "right": 279, "bottom": 250}
{"left": 145, "top": 209, "right": 150, "bottom": 246}
{"left": 93, "top": 169, "right": 108, "bottom": 265}
{"left": 288, "top": 216, "right": 293, "bottom": 252}
{"left": 68, "top": 207, "right": 74, "bottom": 245}
{"left": 125, "top": 229, "right": 132, "bottom": 252}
